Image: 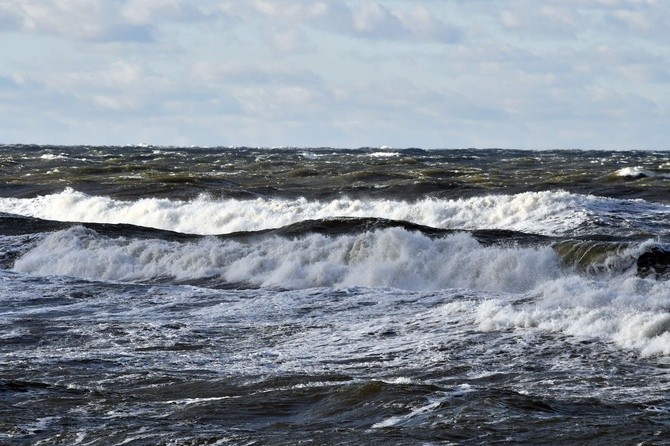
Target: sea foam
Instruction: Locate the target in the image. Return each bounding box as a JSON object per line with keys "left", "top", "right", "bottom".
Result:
{"left": 615, "top": 166, "right": 670, "bottom": 179}
{"left": 9, "top": 224, "right": 670, "bottom": 359}
{"left": 15, "top": 225, "right": 669, "bottom": 357}
{"left": 476, "top": 275, "right": 670, "bottom": 357}
{"left": 0, "top": 188, "right": 656, "bottom": 236}
{"left": 13, "top": 227, "right": 560, "bottom": 292}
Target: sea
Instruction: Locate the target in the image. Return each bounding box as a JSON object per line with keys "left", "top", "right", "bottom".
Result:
{"left": 0, "top": 145, "right": 669, "bottom": 445}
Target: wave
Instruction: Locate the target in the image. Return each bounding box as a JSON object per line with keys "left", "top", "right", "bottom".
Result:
{"left": 9, "top": 226, "right": 561, "bottom": 292}
{"left": 476, "top": 276, "right": 670, "bottom": 357}
{"left": 615, "top": 166, "right": 670, "bottom": 179}
{"left": 1, "top": 188, "right": 668, "bottom": 237}
{"left": 9, "top": 223, "right": 669, "bottom": 290}
{"left": 6, "top": 221, "right": 670, "bottom": 357}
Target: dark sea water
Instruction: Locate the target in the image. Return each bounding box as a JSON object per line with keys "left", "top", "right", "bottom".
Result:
{"left": 1, "top": 145, "right": 669, "bottom": 445}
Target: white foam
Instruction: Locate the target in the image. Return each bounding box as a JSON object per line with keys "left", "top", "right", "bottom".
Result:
{"left": 0, "top": 188, "right": 641, "bottom": 236}
{"left": 300, "top": 151, "right": 323, "bottom": 159}
{"left": 368, "top": 151, "right": 400, "bottom": 158}
{"left": 39, "top": 153, "right": 67, "bottom": 160}
{"left": 615, "top": 166, "right": 670, "bottom": 179}
{"left": 476, "top": 275, "right": 670, "bottom": 357}
{"left": 13, "top": 228, "right": 560, "bottom": 293}
{"left": 371, "top": 398, "right": 441, "bottom": 428}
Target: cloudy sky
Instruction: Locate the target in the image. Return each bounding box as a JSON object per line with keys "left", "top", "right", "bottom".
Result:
{"left": 1, "top": 0, "right": 669, "bottom": 149}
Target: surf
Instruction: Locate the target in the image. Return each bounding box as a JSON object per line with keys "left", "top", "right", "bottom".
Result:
{"left": 2, "top": 187, "right": 669, "bottom": 237}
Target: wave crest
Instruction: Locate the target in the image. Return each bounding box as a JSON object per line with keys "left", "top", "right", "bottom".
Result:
{"left": 13, "top": 226, "right": 561, "bottom": 292}
{"left": 3, "top": 188, "right": 666, "bottom": 236}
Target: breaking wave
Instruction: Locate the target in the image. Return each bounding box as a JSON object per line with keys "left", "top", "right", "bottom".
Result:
{"left": 8, "top": 223, "right": 670, "bottom": 357}
{"left": 1, "top": 188, "right": 669, "bottom": 237}
{"left": 615, "top": 166, "right": 670, "bottom": 179}
{"left": 12, "top": 226, "right": 561, "bottom": 292}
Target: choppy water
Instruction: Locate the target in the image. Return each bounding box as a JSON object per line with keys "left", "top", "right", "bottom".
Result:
{"left": 1, "top": 145, "right": 669, "bottom": 445}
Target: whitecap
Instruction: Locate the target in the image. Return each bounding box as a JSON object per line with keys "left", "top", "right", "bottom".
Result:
{"left": 0, "top": 188, "right": 648, "bottom": 236}
{"left": 615, "top": 166, "right": 670, "bottom": 179}
{"left": 13, "top": 228, "right": 561, "bottom": 293}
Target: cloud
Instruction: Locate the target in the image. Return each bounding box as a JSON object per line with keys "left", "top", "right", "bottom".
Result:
{"left": 267, "top": 28, "right": 313, "bottom": 53}
{"left": 0, "top": 74, "right": 26, "bottom": 90}
{"left": 494, "top": 0, "right": 670, "bottom": 42}
{"left": 0, "top": 0, "right": 152, "bottom": 42}
{"left": 43, "top": 60, "right": 170, "bottom": 92}
{"left": 346, "top": 3, "right": 459, "bottom": 42}
{"left": 187, "top": 62, "right": 327, "bottom": 120}
{"left": 250, "top": 0, "right": 328, "bottom": 21}
{"left": 250, "top": 1, "right": 462, "bottom": 44}
{"left": 2, "top": 0, "right": 670, "bottom": 149}
{"left": 0, "top": 4, "right": 21, "bottom": 29}
{"left": 17, "top": 59, "right": 175, "bottom": 116}
{"left": 121, "top": 0, "right": 207, "bottom": 25}
{"left": 498, "top": 3, "right": 579, "bottom": 38}
{"left": 230, "top": 85, "right": 325, "bottom": 118}
{"left": 189, "top": 62, "right": 320, "bottom": 87}
{"left": 0, "top": 0, "right": 231, "bottom": 43}
{"left": 603, "top": 3, "right": 670, "bottom": 39}
{"left": 350, "top": 2, "right": 406, "bottom": 39}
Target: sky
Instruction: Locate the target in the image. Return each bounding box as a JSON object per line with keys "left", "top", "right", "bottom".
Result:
{"left": 1, "top": 0, "right": 669, "bottom": 149}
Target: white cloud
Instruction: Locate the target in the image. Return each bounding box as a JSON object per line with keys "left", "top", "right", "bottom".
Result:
{"left": 231, "top": 85, "right": 323, "bottom": 118}
{"left": 495, "top": 0, "right": 670, "bottom": 42}
{"left": 0, "top": 4, "right": 21, "bottom": 28}
{"left": 189, "top": 62, "right": 319, "bottom": 87}
{"left": 92, "top": 94, "right": 139, "bottom": 111}
{"left": 343, "top": 2, "right": 461, "bottom": 42}
{"left": 497, "top": 2, "right": 579, "bottom": 38}
{"left": 268, "top": 27, "right": 312, "bottom": 53}
{"left": 19, "top": 59, "right": 175, "bottom": 116}
{"left": 500, "top": 10, "right": 521, "bottom": 28}
{"left": 1, "top": 0, "right": 152, "bottom": 42}
{"left": 605, "top": 5, "right": 670, "bottom": 38}
{"left": 351, "top": 2, "right": 402, "bottom": 37}
{"left": 44, "top": 60, "right": 170, "bottom": 92}
{"left": 251, "top": 0, "right": 329, "bottom": 21}
{"left": 249, "top": 1, "right": 461, "bottom": 43}
{"left": 0, "top": 0, "right": 232, "bottom": 42}
{"left": 121, "top": 0, "right": 206, "bottom": 25}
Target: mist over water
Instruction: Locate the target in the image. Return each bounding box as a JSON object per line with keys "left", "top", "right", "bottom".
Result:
{"left": 1, "top": 146, "right": 669, "bottom": 445}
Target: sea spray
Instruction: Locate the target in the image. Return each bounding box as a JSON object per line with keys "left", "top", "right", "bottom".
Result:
{"left": 3, "top": 188, "right": 669, "bottom": 236}
{"left": 13, "top": 227, "right": 560, "bottom": 292}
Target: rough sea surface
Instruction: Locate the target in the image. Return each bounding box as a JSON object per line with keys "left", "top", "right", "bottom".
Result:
{"left": 1, "top": 145, "right": 669, "bottom": 445}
